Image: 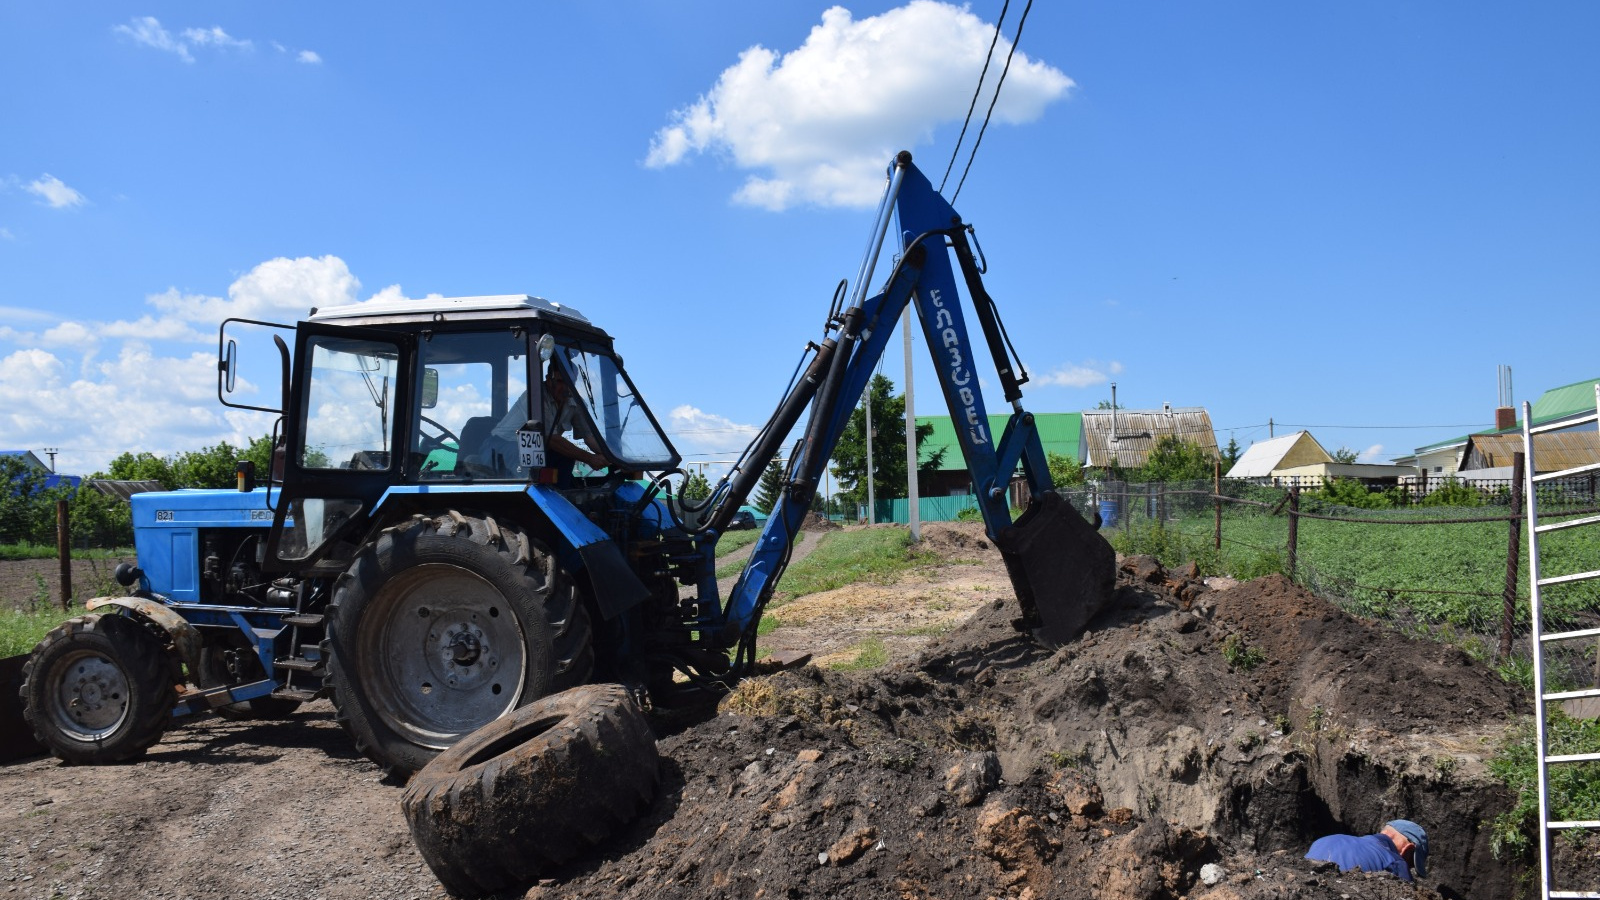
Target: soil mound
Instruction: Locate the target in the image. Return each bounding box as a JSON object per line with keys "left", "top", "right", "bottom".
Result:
{"left": 547, "top": 558, "right": 1529, "bottom": 900}
{"left": 916, "top": 520, "right": 994, "bottom": 557}
{"left": 801, "top": 512, "right": 843, "bottom": 532}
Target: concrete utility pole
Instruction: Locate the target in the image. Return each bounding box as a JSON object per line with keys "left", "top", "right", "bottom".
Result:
{"left": 903, "top": 306, "right": 919, "bottom": 541}
{"left": 864, "top": 383, "right": 876, "bottom": 524}
{"left": 43, "top": 448, "right": 58, "bottom": 473}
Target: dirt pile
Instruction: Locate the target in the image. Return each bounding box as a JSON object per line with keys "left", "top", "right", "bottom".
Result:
{"left": 549, "top": 556, "right": 1528, "bottom": 900}
{"left": 800, "top": 512, "right": 843, "bottom": 532}
{"left": 0, "top": 536, "right": 1536, "bottom": 900}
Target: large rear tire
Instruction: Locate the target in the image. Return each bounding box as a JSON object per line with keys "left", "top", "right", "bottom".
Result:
{"left": 20, "top": 614, "right": 175, "bottom": 764}
{"left": 326, "top": 511, "right": 593, "bottom": 777}
{"left": 401, "top": 683, "right": 658, "bottom": 898}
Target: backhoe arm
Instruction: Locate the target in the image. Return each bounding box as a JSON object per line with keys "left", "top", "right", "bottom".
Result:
{"left": 722, "top": 152, "right": 1114, "bottom": 659}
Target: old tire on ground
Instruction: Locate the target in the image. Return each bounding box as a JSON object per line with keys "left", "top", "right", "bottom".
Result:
{"left": 196, "top": 640, "right": 303, "bottom": 719}
{"left": 400, "top": 682, "right": 658, "bottom": 898}
{"left": 20, "top": 614, "right": 175, "bottom": 764}
{"left": 327, "top": 511, "right": 593, "bottom": 777}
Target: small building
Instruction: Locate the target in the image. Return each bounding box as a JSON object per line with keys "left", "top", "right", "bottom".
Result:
{"left": 1271, "top": 462, "right": 1418, "bottom": 488}
{"left": 1080, "top": 405, "right": 1218, "bottom": 470}
{"left": 0, "top": 450, "right": 50, "bottom": 472}
{"left": 1224, "top": 431, "right": 1331, "bottom": 481}
{"left": 1456, "top": 432, "right": 1600, "bottom": 481}
{"left": 914, "top": 412, "right": 1081, "bottom": 497}
{"left": 1390, "top": 435, "right": 1469, "bottom": 477}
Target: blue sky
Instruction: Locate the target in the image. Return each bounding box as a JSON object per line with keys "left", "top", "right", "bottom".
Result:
{"left": 2, "top": 2, "right": 1597, "bottom": 479}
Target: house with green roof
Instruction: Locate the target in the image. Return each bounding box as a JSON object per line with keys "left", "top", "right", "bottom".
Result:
{"left": 913, "top": 412, "right": 1081, "bottom": 498}
{"left": 1393, "top": 376, "right": 1600, "bottom": 475}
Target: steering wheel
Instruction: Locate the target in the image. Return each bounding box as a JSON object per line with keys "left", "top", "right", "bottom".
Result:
{"left": 417, "top": 415, "right": 461, "bottom": 454}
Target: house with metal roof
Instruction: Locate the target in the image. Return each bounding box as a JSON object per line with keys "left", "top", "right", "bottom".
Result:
{"left": 1224, "top": 431, "right": 1331, "bottom": 480}
{"left": 1080, "top": 405, "right": 1218, "bottom": 470}
{"left": 1392, "top": 376, "right": 1599, "bottom": 475}
{"left": 0, "top": 450, "right": 49, "bottom": 472}
{"left": 1522, "top": 377, "right": 1600, "bottom": 434}
{"left": 914, "top": 412, "right": 1081, "bottom": 497}
{"left": 1456, "top": 431, "right": 1600, "bottom": 481}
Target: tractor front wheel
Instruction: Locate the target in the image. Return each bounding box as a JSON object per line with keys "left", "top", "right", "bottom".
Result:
{"left": 326, "top": 511, "right": 593, "bottom": 778}
{"left": 20, "top": 614, "right": 175, "bottom": 764}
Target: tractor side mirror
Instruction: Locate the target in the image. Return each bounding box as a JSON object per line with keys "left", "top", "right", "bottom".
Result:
{"left": 220, "top": 339, "right": 239, "bottom": 393}
{"left": 421, "top": 368, "right": 439, "bottom": 409}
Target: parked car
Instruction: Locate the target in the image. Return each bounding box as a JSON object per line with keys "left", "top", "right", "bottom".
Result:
{"left": 728, "top": 509, "right": 758, "bottom": 530}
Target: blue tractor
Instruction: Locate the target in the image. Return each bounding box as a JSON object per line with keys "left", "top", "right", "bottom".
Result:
{"left": 18, "top": 153, "right": 1115, "bottom": 777}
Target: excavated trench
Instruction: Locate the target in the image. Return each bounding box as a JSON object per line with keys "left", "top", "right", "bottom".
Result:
{"left": 546, "top": 559, "right": 1531, "bottom": 900}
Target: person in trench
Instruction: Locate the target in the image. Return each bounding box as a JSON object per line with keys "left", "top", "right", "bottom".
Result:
{"left": 1305, "top": 819, "right": 1428, "bottom": 882}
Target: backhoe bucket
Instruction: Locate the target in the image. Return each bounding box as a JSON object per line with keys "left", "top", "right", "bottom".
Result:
{"left": 993, "top": 491, "right": 1117, "bottom": 648}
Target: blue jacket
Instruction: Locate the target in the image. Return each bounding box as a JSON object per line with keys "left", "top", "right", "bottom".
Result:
{"left": 1305, "top": 833, "right": 1412, "bottom": 882}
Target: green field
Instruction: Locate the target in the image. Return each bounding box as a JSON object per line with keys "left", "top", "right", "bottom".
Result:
{"left": 1113, "top": 503, "right": 1600, "bottom": 633}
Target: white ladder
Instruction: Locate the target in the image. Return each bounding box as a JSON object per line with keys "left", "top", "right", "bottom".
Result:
{"left": 1526, "top": 385, "right": 1600, "bottom": 900}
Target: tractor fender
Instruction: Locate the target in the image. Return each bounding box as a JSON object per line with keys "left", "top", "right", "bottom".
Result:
{"left": 84, "top": 596, "right": 202, "bottom": 680}
{"left": 370, "top": 484, "right": 650, "bottom": 621}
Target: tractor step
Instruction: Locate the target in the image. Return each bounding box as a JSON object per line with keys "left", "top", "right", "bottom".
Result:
{"left": 270, "top": 686, "right": 320, "bottom": 702}
{"left": 282, "top": 614, "right": 325, "bottom": 628}
{"left": 274, "top": 657, "right": 326, "bottom": 675}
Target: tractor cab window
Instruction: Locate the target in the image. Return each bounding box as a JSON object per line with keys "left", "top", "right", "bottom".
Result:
{"left": 300, "top": 337, "right": 402, "bottom": 471}
{"left": 550, "top": 343, "right": 677, "bottom": 469}
{"left": 414, "top": 330, "right": 530, "bottom": 480}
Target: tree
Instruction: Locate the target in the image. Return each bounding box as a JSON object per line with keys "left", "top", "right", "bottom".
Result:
{"left": 1095, "top": 399, "right": 1121, "bottom": 410}
{"left": 753, "top": 459, "right": 785, "bottom": 515}
{"left": 1220, "top": 437, "right": 1242, "bottom": 473}
{"left": 829, "top": 374, "right": 943, "bottom": 507}
{"left": 1138, "top": 436, "right": 1217, "bottom": 483}
{"left": 679, "top": 470, "right": 711, "bottom": 502}
{"left": 1332, "top": 446, "right": 1360, "bottom": 464}
{"left": 1047, "top": 452, "right": 1085, "bottom": 488}
{"left": 107, "top": 451, "right": 176, "bottom": 489}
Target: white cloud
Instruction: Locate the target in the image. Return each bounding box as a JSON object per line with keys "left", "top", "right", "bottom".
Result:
{"left": 667, "top": 404, "right": 760, "bottom": 458}
{"left": 646, "top": 0, "right": 1073, "bottom": 210}
{"left": 1034, "top": 360, "right": 1123, "bottom": 389}
{"left": 26, "top": 175, "right": 86, "bottom": 209}
{"left": 0, "top": 255, "right": 393, "bottom": 473}
{"left": 114, "top": 16, "right": 192, "bottom": 63}
{"left": 114, "top": 16, "right": 313, "bottom": 66}
{"left": 1358, "top": 444, "right": 1385, "bottom": 463}
{"left": 182, "top": 26, "right": 252, "bottom": 52}
{"left": 150, "top": 255, "right": 361, "bottom": 322}
{"left": 0, "top": 227, "right": 13, "bottom": 241}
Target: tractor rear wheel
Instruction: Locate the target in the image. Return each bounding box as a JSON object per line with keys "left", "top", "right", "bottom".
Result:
{"left": 20, "top": 614, "right": 175, "bottom": 764}
{"left": 400, "top": 683, "right": 658, "bottom": 897}
{"left": 326, "top": 511, "right": 593, "bottom": 778}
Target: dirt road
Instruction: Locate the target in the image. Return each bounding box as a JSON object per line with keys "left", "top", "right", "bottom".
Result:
{"left": 0, "top": 525, "right": 1540, "bottom": 899}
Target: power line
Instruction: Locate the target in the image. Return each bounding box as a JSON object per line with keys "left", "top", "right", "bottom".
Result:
{"left": 950, "top": 0, "right": 1036, "bottom": 204}
{"left": 939, "top": 0, "right": 1010, "bottom": 193}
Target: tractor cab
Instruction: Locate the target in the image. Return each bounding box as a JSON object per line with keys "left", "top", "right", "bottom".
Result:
{"left": 220, "top": 294, "right": 681, "bottom": 574}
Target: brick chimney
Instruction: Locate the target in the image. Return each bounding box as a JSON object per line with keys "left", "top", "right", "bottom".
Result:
{"left": 1495, "top": 365, "right": 1515, "bottom": 431}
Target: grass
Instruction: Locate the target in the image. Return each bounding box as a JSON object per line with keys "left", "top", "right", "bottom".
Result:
{"left": 771, "top": 527, "right": 937, "bottom": 604}
{"left": 1112, "top": 505, "right": 1600, "bottom": 633}
{"left": 0, "top": 543, "right": 134, "bottom": 561}
{"left": 1489, "top": 709, "right": 1600, "bottom": 860}
{"left": 831, "top": 637, "right": 888, "bottom": 670}
{"left": 714, "top": 529, "right": 762, "bottom": 558}
{"left": 0, "top": 604, "right": 71, "bottom": 658}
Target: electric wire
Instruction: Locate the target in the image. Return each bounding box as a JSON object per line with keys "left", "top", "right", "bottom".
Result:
{"left": 939, "top": 0, "right": 1010, "bottom": 194}
{"left": 951, "top": 0, "right": 1036, "bottom": 205}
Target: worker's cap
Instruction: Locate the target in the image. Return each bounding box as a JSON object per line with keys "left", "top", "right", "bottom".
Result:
{"left": 1387, "top": 819, "right": 1428, "bottom": 877}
